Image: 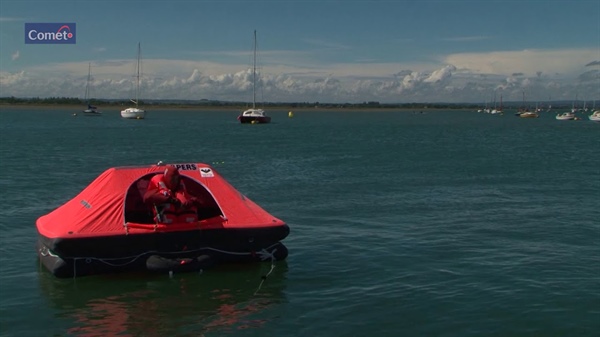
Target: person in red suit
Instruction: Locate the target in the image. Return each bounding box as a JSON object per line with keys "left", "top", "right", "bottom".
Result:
{"left": 143, "top": 165, "right": 202, "bottom": 223}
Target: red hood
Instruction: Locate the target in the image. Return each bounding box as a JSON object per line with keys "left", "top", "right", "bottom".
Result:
{"left": 162, "top": 165, "right": 180, "bottom": 190}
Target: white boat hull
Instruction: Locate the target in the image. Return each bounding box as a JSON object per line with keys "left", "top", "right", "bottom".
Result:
{"left": 238, "top": 108, "right": 271, "bottom": 124}
{"left": 83, "top": 110, "right": 102, "bottom": 116}
{"left": 121, "top": 107, "right": 145, "bottom": 119}
{"left": 555, "top": 113, "right": 575, "bottom": 120}
{"left": 519, "top": 112, "right": 539, "bottom": 118}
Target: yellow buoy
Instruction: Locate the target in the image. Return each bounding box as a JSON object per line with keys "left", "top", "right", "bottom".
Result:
{"left": 288, "top": 111, "right": 294, "bottom": 118}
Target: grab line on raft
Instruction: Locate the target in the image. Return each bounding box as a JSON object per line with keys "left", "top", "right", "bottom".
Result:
{"left": 40, "top": 243, "right": 282, "bottom": 278}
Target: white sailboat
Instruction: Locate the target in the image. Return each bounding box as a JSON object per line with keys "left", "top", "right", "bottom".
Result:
{"left": 491, "top": 93, "right": 503, "bottom": 114}
{"left": 587, "top": 100, "right": 599, "bottom": 121}
{"left": 555, "top": 111, "right": 576, "bottom": 120}
{"left": 82, "top": 63, "right": 101, "bottom": 116}
{"left": 121, "top": 43, "right": 146, "bottom": 119}
{"left": 571, "top": 94, "right": 578, "bottom": 113}
{"left": 555, "top": 95, "right": 575, "bottom": 120}
{"left": 237, "top": 30, "right": 271, "bottom": 124}
{"left": 518, "top": 90, "right": 539, "bottom": 118}
{"left": 546, "top": 96, "right": 552, "bottom": 112}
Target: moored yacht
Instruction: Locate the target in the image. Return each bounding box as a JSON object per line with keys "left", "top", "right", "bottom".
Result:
{"left": 237, "top": 30, "right": 271, "bottom": 124}
{"left": 555, "top": 112, "right": 575, "bottom": 120}
{"left": 519, "top": 111, "right": 539, "bottom": 118}
{"left": 121, "top": 43, "right": 146, "bottom": 119}
{"left": 81, "top": 63, "right": 102, "bottom": 116}
{"left": 238, "top": 108, "right": 271, "bottom": 124}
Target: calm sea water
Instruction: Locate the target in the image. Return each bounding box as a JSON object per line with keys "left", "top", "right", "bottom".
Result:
{"left": 0, "top": 107, "right": 598, "bottom": 337}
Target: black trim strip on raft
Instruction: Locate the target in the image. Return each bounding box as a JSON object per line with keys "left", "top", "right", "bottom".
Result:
{"left": 37, "top": 241, "right": 289, "bottom": 278}
{"left": 39, "top": 225, "right": 290, "bottom": 258}
{"left": 41, "top": 242, "right": 285, "bottom": 265}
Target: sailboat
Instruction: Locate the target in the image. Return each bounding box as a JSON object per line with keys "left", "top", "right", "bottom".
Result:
{"left": 237, "top": 30, "right": 271, "bottom": 124}
{"left": 589, "top": 100, "right": 600, "bottom": 122}
{"left": 571, "top": 94, "right": 578, "bottom": 113}
{"left": 518, "top": 90, "right": 538, "bottom": 118}
{"left": 556, "top": 96, "right": 576, "bottom": 121}
{"left": 555, "top": 111, "right": 576, "bottom": 120}
{"left": 589, "top": 111, "right": 600, "bottom": 122}
{"left": 121, "top": 43, "right": 146, "bottom": 119}
{"left": 82, "top": 63, "right": 101, "bottom": 116}
{"left": 491, "top": 93, "right": 503, "bottom": 114}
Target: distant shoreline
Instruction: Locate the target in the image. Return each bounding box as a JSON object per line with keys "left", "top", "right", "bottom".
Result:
{"left": 0, "top": 103, "right": 240, "bottom": 111}
{"left": 0, "top": 103, "right": 452, "bottom": 112}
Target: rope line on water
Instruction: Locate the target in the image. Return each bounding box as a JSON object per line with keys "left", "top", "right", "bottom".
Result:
{"left": 254, "top": 248, "right": 277, "bottom": 295}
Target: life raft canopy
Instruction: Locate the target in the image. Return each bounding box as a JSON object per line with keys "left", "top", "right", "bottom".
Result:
{"left": 36, "top": 162, "right": 286, "bottom": 239}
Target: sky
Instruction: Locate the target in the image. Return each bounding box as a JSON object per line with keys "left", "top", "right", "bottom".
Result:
{"left": 0, "top": 0, "right": 599, "bottom": 104}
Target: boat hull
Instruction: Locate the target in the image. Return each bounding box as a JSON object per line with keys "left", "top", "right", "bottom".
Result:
{"left": 37, "top": 225, "right": 289, "bottom": 278}
{"left": 519, "top": 112, "right": 539, "bottom": 118}
{"left": 121, "top": 108, "right": 145, "bottom": 119}
{"left": 556, "top": 113, "right": 575, "bottom": 120}
{"left": 83, "top": 110, "right": 102, "bottom": 116}
{"left": 238, "top": 116, "right": 271, "bottom": 124}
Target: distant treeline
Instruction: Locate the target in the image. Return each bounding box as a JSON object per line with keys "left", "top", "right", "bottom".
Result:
{"left": 0, "top": 96, "right": 582, "bottom": 110}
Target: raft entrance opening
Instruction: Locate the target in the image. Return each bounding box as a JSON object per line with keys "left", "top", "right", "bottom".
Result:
{"left": 124, "top": 173, "right": 223, "bottom": 224}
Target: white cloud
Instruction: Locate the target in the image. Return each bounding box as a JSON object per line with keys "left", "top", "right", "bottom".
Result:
{"left": 0, "top": 70, "right": 25, "bottom": 85}
{"left": 1, "top": 48, "right": 598, "bottom": 103}
{"left": 424, "top": 65, "right": 456, "bottom": 83}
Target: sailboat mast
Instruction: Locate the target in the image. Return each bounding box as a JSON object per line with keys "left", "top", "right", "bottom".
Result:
{"left": 85, "top": 62, "right": 91, "bottom": 103}
{"left": 136, "top": 42, "right": 141, "bottom": 108}
{"left": 500, "top": 93, "right": 502, "bottom": 110}
{"left": 252, "top": 30, "right": 257, "bottom": 109}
